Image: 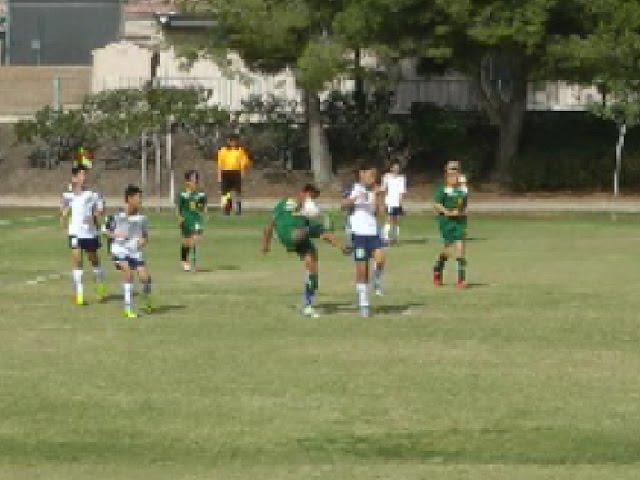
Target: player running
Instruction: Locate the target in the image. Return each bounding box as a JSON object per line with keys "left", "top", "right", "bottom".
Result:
{"left": 343, "top": 164, "right": 386, "bottom": 318}
{"left": 262, "top": 184, "right": 346, "bottom": 318}
{"left": 105, "top": 185, "right": 153, "bottom": 318}
{"left": 381, "top": 160, "right": 406, "bottom": 245}
{"left": 433, "top": 160, "right": 468, "bottom": 289}
{"left": 177, "top": 170, "right": 208, "bottom": 272}
{"left": 60, "top": 165, "right": 106, "bottom": 305}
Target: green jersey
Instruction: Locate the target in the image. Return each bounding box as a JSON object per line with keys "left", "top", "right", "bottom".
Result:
{"left": 273, "top": 198, "right": 307, "bottom": 244}
{"left": 434, "top": 184, "right": 468, "bottom": 212}
{"left": 434, "top": 183, "right": 468, "bottom": 244}
{"left": 178, "top": 189, "right": 207, "bottom": 223}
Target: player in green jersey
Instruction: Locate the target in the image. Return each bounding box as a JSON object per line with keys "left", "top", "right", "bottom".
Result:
{"left": 262, "top": 184, "right": 347, "bottom": 318}
{"left": 433, "top": 160, "right": 468, "bottom": 289}
{"left": 177, "top": 170, "right": 208, "bottom": 272}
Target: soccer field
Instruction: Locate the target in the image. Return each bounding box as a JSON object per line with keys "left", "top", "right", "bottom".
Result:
{"left": 1, "top": 209, "right": 640, "bottom": 479}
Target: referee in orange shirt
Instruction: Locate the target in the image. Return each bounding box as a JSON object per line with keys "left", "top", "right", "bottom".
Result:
{"left": 216, "top": 134, "right": 251, "bottom": 216}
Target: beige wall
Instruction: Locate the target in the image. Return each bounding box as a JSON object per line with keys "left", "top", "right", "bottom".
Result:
{"left": 92, "top": 41, "right": 153, "bottom": 93}
{"left": 0, "top": 66, "right": 91, "bottom": 115}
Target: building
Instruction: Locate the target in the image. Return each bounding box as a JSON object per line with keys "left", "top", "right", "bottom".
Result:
{"left": 6, "top": 0, "right": 121, "bottom": 65}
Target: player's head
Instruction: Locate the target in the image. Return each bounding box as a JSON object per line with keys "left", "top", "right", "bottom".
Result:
{"left": 71, "top": 164, "right": 88, "bottom": 185}
{"left": 228, "top": 133, "right": 240, "bottom": 148}
{"left": 185, "top": 169, "right": 200, "bottom": 189}
{"left": 300, "top": 183, "right": 320, "bottom": 201}
{"left": 125, "top": 184, "right": 142, "bottom": 210}
{"left": 359, "top": 163, "right": 378, "bottom": 188}
{"left": 445, "top": 160, "right": 460, "bottom": 186}
{"left": 389, "top": 160, "right": 401, "bottom": 174}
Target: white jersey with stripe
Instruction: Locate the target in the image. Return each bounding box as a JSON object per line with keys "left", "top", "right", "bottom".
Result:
{"left": 108, "top": 210, "right": 148, "bottom": 260}
{"left": 348, "top": 183, "right": 379, "bottom": 236}
{"left": 61, "top": 188, "right": 105, "bottom": 239}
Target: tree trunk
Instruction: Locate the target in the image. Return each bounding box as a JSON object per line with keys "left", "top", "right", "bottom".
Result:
{"left": 494, "top": 78, "right": 527, "bottom": 183}
{"left": 306, "top": 89, "right": 333, "bottom": 183}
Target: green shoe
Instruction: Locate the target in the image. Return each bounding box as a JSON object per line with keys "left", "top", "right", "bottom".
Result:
{"left": 143, "top": 297, "right": 154, "bottom": 314}
{"left": 123, "top": 309, "right": 138, "bottom": 319}
{"left": 96, "top": 283, "right": 106, "bottom": 303}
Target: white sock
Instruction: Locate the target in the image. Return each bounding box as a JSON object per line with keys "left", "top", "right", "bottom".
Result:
{"left": 394, "top": 225, "right": 400, "bottom": 241}
{"left": 93, "top": 267, "right": 105, "bottom": 284}
{"left": 356, "top": 283, "right": 369, "bottom": 307}
{"left": 72, "top": 269, "right": 83, "bottom": 297}
{"left": 383, "top": 223, "right": 391, "bottom": 241}
{"left": 123, "top": 283, "right": 133, "bottom": 310}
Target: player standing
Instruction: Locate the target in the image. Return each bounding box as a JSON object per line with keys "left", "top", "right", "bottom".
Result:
{"left": 381, "top": 160, "right": 406, "bottom": 245}
{"left": 177, "top": 170, "right": 207, "bottom": 272}
{"left": 60, "top": 165, "right": 106, "bottom": 305}
{"left": 262, "top": 184, "right": 346, "bottom": 318}
{"left": 217, "top": 133, "right": 251, "bottom": 216}
{"left": 343, "top": 164, "right": 386, "bottom": 318}
{"left": 106, "top": 185, "right": 153, "bottom": 318}
{"left": 432, "top": 160, "right": 468, "bottom": 288}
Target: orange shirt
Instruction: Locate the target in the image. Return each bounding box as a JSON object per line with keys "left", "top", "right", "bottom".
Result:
{"left": 217, "top": 147, "right": 250, "bottom": 172}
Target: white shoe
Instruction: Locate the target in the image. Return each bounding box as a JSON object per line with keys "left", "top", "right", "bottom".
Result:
{"left": 302, "top": 305, "right": 320, "bottom": 318}
{"left": 374, "top": 288, "right": 384, "bottom": 297}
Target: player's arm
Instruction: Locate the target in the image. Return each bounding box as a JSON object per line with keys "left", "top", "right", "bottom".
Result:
{"left": 139, "top": 219, "right": 149, "bottom": 248}
{"left": 262, "top": 219, "right": 275, "bottom": 254}
{"left": 60, "top": 195, "right": 70, "bottom": 229}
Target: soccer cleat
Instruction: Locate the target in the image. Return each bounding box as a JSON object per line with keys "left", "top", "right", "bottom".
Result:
{"left": 182, "top": 261, "right": 192, "bottom": 272}
{"left": 302, "top": 305, "right": 320, "bottom": 318}
{"left": 433, "top": 271, "right": 443, "bottom": 287}
{"left": 359, "top": 306, "right": 371, "bottom": 318}
{"left": 95, "top": 283, "right": 106, "bottom": 303}
{"left": 374, "top": 287, "right": 384, "bottom": 297}
{"left": 142, "top": 297, "right": 154, "bottom": 314}
{"left": 456, "top": 281, "right": 469, "bottom": 290}
{"left": 123, "top": 309, "right": 138, "bottom": 319}
{"left": 74, "top": 294, "right": 86, "bottom": 306}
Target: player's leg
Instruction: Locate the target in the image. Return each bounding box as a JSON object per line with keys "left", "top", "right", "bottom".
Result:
{"left": 181, "top": 232, "right": 193, "bottom": 271}
{"left": 191, "top": 232, "right": 202, "bottom": 271}
{"left": 353, "top": 236, "right": 371, "bottom": 318}
{"left": 392, "top": 208, "right": 402, "bottom": 244}
{"left": 117, "top": 261, "right": 136, "bottom": 318}
{"left": 301, "top": 249, "right": 320, "bottom": 318}
{"left": 372, "top": 245, "right": 386, "bottom": 296}
{"left": 383, "top": 210, "right": 392, "bottom": 244}
{"left": 86, "top": 241, "right": 106, "bottom": 302}
{"left": 233, "top": 172, "right": 242, "bottom": 215}
{"left": 69, "top": 238, "right": 85, "bottom": 305}
{"left": 454, "top": 239, "right": 468, "bottom": 289}
{"left": 433, "top": 244, "right": 450, "bottom": 287}
{"left": 136, "top": 264, "right": 153, "bottom": 313}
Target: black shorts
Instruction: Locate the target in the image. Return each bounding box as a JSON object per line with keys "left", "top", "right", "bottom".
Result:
{"left": 221, "top": 170, "right": 242, "bottom": 194}
{"left": 68, "top": 236, "right": 101, "bottom": 252}
{"left": 387, "top": 206, "right": 404, "bottom": 217}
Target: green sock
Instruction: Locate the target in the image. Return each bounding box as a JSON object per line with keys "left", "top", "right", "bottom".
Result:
{"left": 456, "top": 258, "right": 467, "bottom": 283}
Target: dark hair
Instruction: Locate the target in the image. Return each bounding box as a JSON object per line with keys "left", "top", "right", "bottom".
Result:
{"left": 184, "top": 170, "right": 200, "bottom": 182}
{"left": 125, "top": 184, "right": 142, "bottom": 201}
{"left": 228, "top": 133, "right": 240, "bottom": 141}
{"left": 71, "top": 164, "right": 87, "bottom": 176}
{"left": 302, "top": 183, "right": 320, "bottom": 195}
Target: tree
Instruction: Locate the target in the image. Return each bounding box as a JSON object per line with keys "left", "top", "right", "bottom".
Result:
{"left": 339, "top": 0, "right": 591, "bottom": 182}
{"left": 169, "top": 0, "right": 358, "bottom": 183}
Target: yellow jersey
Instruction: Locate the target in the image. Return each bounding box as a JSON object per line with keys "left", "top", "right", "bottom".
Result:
{"left": 217, "top": 146, "right": 250, "bottom": 172}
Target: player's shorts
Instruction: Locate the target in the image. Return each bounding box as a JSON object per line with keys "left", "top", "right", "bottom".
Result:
{"left": 112, "top": 254, "right": 145, "bottom": 270}
{"left": 221, "top": 170, "right": 242, "bottom": 194}
{"left": 386, "top": 206, "right": 404, "bottom": 217}
{"left": 352, "top": 234, "right": 383, "bottom": 261}
{"left": 68, "top": 235, "right": 101, "bottom": 252}
{"left": 438, "top": 217, "right": 467, "bottom": 244}
{"left": 181, "top": 218, "right": 203, "bottom": 238}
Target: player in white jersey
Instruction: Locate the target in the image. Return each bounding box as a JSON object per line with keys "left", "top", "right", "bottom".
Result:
{"left": 105, "top": 185, "right": 153, "bottom": 318}
{"left": 381, "top": 160, "right": 406, "bottom": 245}
{"left": 60, "top": 165, "right": 106, "bottom": 305}
{"left": 342, "top": 164, "right": 386, "bottom": 318}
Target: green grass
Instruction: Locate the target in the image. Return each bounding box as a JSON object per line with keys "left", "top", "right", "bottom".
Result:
{"left": 1, "top": 209, "right": 640, "bottom": 479}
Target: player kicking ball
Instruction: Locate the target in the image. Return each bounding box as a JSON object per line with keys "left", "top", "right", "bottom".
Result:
{"left": 433, "top": 160, "right": 468, "bottom": 289}
{"left": 60, "top": 165, "right": 106, "bottom": 305}
{"left": 343, "top": 164, "right": 386, "bottom": 318}
{"left": 381, "top": 159, "right": 407, "bottom": 245}
{"left": 177, "top": 170, "right": 208, "bottom": 272}
{"left": 106, "top": 185, "right": 153, "bottom": 318}
{"left": 262, "top": 184, "right": 346, "bottom": 318}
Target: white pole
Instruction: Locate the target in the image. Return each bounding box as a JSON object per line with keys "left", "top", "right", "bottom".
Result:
{"left": 614, "top": 122, "right": 626, "bottom": 197}
{"left": 141, "top": 131, "right": 147, "bottom": 191}
{"left": 166, "top": 119, "right": 175, "bottom": 206}
{"left": 154, "top": 132, "right": 161, "bottom": 211}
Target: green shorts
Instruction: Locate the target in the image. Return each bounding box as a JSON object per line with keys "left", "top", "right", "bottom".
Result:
{"left": 438, "top": 218, "right": 466, "bottom": 245}
{"left": 278, "top": 226, "right": 318, "bottom": 259}
{"left": 181, "top": 218, "right": 203, "bottom": 238}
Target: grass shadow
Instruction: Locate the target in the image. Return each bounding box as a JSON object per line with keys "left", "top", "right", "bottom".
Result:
{"left": 399, "top": 238, "right": 429, "bottom": 245}
{"left": 150, "top": 304, "right": 186, "bottom": 315}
